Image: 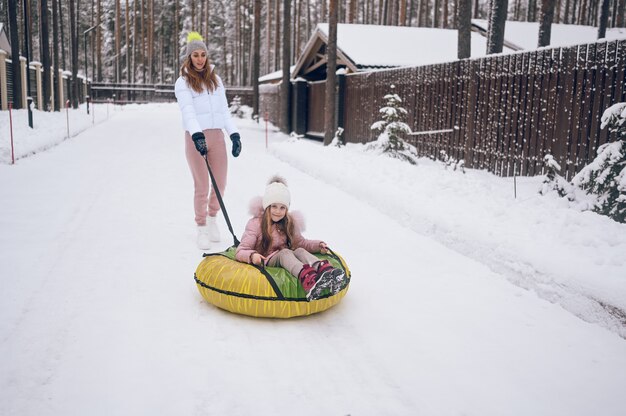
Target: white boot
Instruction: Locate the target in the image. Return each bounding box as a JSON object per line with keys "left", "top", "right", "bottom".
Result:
{"left": 206, "top": 216, "right": 221, "bottom": 242}
{"left": 197, "top": 225, "right": 211, "bottom": 250}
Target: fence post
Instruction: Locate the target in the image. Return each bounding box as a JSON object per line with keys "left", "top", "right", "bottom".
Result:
{"left": 0, "top": 49, "right": 7, "bottom": 111}
{"left": 49, "top": 65, "right": 55, "bottom": 111}
{"left": 20, "top": 56, "right": 27, "bottom": 109}
{"left": 58, "top": 69, "right": 65, "bottom": 109}
{"left": 9, "top": 102, "right": 15, "bottom": 164}
{"left": 32, "top": 61, "right": 43, "bottom": 110}
{"left": 336, "top": 72, "right": 346, "bottom": 135}
{"left": 65, "top": 99, "right": 70, "bottom": 138}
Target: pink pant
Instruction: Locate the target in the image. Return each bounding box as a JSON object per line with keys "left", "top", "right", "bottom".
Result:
{"left": 267, "top": 248, "right": 320, "bottom": 278}
{"left": 185, "top": 129, "right": 228, "bottom": 225}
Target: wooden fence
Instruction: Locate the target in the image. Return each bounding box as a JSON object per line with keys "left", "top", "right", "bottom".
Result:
{"left": 90, "top": 83, "right": 254, "bottom": 106}
{"left": 342, "top": 38, "right": 626, "bottom": 179}
{"left": 0, "top": 49, "right": 88, "bottom": 111}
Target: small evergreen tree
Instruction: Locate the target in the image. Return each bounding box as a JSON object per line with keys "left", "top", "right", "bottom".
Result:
{"left": 570, "top": 103, "right": 626, "bottom": 223}
{"left": 330, "top": 127, "right": 345, "bottom": 148}
{"left": 539, "top": 154, "right": 570, "bottom": 196}
{"left": 368, "top": 85, "right": 418, "bottom": 165}
{"left": 229, "top": 95, "right": 245, "bottom": 118}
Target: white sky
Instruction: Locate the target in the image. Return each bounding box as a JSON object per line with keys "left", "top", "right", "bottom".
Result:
{"left": 1, "top": 103, "right": 625, "bottom": 415}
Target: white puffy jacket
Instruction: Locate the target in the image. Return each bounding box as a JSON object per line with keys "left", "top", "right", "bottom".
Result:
{"left": 174, "top": 69, "right": 239, "bottom": 136}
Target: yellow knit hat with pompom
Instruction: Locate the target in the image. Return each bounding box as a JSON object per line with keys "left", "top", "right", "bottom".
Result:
{"left": 185, "top": 31, "right": 208, "bottom": 58}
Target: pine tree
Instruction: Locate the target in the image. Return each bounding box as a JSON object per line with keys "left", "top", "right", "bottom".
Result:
{"left": 369, "top": 85, "right": 418, "bottom": 165}
{"left": 571, "top": 103, "right": 626, "bottom": 223}
{"left": 539, "top": 154, "right": 570, "bottom": 196}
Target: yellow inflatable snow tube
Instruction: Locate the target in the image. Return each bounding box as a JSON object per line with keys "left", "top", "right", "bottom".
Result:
{"left": 194, "top": 247, "right": 351, "bottom": 318}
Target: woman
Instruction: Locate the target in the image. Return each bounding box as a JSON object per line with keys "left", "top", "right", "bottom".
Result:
{"left": 174, "top": 32, "right": 242, "bottom": 249}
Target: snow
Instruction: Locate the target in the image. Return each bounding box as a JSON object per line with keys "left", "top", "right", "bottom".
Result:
{"left": 1, "top": 103, "right": 626, "bottom": 415}
{"left": 472, "top": 19, "right": 626, "bottom": 50}
{"left": 316, "top": 23, "right": 515, "bottom": 68}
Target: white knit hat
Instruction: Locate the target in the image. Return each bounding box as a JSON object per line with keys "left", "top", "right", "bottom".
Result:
{"left": 263, "top": 175, "right": 291, "bottom": 209}
{"left": 185, "top": 32, "right": 208, "bottom": 59}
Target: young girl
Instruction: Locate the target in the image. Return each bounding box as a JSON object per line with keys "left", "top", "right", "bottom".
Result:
{"left": 174, "top": 32, "right": 242, "bottom": 250}
{"left": 235, "top": 176, "right": 345, "bottom": 300}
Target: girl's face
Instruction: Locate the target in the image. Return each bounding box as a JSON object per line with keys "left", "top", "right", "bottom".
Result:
{"left": 269, "top": 203, "right": 287, "bottom": 222}
{"left": 190, "top": 50, "right": 207, "bottom": 71}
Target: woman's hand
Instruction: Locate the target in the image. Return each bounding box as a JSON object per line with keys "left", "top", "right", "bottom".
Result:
{"left": 251, "top": 252, "right": 266, "bottom": 266}
{"left": 319, "top": 242, "right": 329, "bottom": 254}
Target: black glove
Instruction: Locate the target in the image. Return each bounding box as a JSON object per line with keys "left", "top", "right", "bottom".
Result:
{"left": 230, "top": 133, "right": 242, "bottom": 157}
{"left": 191, "top": 132, "right": 207, "bottom": 156}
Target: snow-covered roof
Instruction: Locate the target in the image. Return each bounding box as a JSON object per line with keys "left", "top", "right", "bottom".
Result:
{"left": 471, "top": 19, "right": 626, "bottom": 50}
{"left": 0, "top": 23, "right": 11, "bottom": 52}
{"left": 259, "top": 66, "right": 296, "bottom": 83}
{"left": 315, "top": 23, "right": 515, "bottom": 68}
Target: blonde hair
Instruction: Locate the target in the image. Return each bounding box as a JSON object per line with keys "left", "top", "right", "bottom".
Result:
{"left": 260, "top": 206, "right": 295, "bottom": 255}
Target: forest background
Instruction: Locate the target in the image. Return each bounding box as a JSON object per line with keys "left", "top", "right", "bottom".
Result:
{"left": 2, "top": 0, "right": 624, "bottom": 90}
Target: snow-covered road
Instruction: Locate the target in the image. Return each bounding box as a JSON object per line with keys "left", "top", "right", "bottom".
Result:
{"left": 1, "top": 104, "right": 625, "bottom": 415}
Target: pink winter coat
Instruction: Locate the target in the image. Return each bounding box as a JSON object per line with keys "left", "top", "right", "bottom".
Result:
{"left": 235, "top": 196, "right": 323, "bottom": 264}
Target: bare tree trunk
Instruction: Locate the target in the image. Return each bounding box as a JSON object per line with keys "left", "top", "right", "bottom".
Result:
{"left": 577, "top": 0, "right": 587, "bottom": 24}
{"left": 597, "top": 0, "right": 610, "bottom": 37}
{"left": 563, "top": 0, "right": 571, "bottom": 22}
{"left": 70, "top": 0, "right": 79, "bottom": 108}
{"left": 266, "top": 0, "right": 272, "bottom": 75}
{"left": 434, "top": 0, "right": 440, "bottom": 26}
{"left": 323, "top": 0, "right": 337, "bottom": 145}
{"left": 52, "top": 0, "right": 60, "bottom": 109}
{"left": 487, "top": 0, "right": 508, "bottom": 54}
{"left": 280, "top": 0, "right": 291, "bottom": 132}
{"left": 60, "top": 0, "right": 67, "bottom": 70}
{"left": 538, "top": 0, "right": 556, "bottom": 47}
{"left": 443, "top": 0, "right": 449, "bottom": 27}
{"left": 253, "top": 0, "right": 260, "bottom": 117}
{"left": 555, "top": 0, "right": 561, "bottom": 22}
{"left": 349, "top": 0, "right": 357, "bottom": 22}
{"left": 399, "top": 0, "right": 407, "bottom": 24}
{"left": 473, "top": 0, "right": 479, "bottom": 18}
{"left": 204, "top": 0, "right": 209, "bottom": 39}
{"left": 40, "top": 0, "right": 51, "bottom": 110}
{"left": 458, "top": 0, "right": 471, "bottom": 58}
{"left": 295, "top": 0, "right": 301, "bottom": 58}
{"left": 383, "top": 0, "right": 389, "bottom": 24}
{"left": 527, "top": 0, "right": 536, "bottom": 21}
{"left": 149, "top": 0, "right": 154, "bottom": 83}
{"left": 115, "top": 0, "right": 120, "bottom": 82}
{"left": 8, "top": 0, "right": 22, "bottom": 108}
{"left": 174, "top": 0, "right": 178, "bottom": 74}
{"left": 275, "top": 0, "right": 280, "bottom": 71}
{"left": 133, "top": 0, "right": 138, "bottom": 84}
{"left": 141, "top": 0, "right": 145, "bottom": 83}
{"left": 617, "top": 0, "right": 625, "bottom": 26}
{"left": 126, "top": 0, "right": 130, "bottom": 83}
{"left": 97, "top": 0, "right": 102, "bottom": 81}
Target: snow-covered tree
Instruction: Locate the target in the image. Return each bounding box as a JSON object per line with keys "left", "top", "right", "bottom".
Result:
{"left": 569, "top": 103, "right": 626, "bottom": 223}
{"left": 229, "top": 95, "right": 245, "bottom": 118}
{"left": 330, "top": 127, "right": 345, "bottom": 148}
{"left": 539, "top": 154, "right": 570, "bottom": 196}
{"left": 440, "top": 150, "right": 466, "bottom": 173}
{"left": 368, "top": 85, "right": 418, "bottom": 165}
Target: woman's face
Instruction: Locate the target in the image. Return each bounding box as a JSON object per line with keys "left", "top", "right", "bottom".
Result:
{"left": 190, "top": 50, "right": 207, "bottom": 71}
{"left": 269, "top": 204, "right": 287, "bottom": 222}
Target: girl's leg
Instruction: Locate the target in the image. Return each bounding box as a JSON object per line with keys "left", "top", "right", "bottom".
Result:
{"left": 203, "top": 129, "right": 228, "bottom": 217}
{"left": 293, "top": 247, "right": 321, "bottom": 266}
{"left": 267, "top": 249, "right": 306, "bottom": 277}
{"left": 185, "top": 131, "right": 209, "bottom": 226}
